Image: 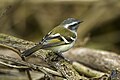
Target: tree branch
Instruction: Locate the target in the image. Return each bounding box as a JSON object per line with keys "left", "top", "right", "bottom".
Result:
{"left": 0, "top": 33, "right": 86, "bottom": 80}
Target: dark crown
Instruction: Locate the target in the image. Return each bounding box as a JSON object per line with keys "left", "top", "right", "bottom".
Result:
{"left": 61, "top": 18, "right": 81, "bottom": 25}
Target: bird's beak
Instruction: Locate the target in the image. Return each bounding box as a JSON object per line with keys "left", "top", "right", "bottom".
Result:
{"left": 79, "top": 21, "right": 84, "bottom": 23}
{"left": 77, "top": 20, "right": 83, "bottom": 24}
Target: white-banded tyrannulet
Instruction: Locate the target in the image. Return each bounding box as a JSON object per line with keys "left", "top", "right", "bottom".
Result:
{"left": 22, "top": 18, "right": 83, "bottom": 57}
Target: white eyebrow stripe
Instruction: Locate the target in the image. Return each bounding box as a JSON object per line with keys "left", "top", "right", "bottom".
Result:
{"left": 64, "top": 21, "right": 78, "bottom": 28}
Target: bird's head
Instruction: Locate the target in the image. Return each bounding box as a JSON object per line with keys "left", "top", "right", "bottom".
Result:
{"left": 61, "top": 18, "right": 83, "bottom": 31}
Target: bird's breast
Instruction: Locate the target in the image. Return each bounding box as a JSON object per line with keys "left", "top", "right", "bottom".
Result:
{"left": 46, "top": 41, "right": 75, "bottom": 53}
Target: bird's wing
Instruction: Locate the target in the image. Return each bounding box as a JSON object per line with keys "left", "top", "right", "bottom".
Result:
{"left": 41, "top": 32, "right": 75, "bottom": 48}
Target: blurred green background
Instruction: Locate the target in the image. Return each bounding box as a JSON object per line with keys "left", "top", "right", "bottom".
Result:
{"left": 0, "top": 0, "right": 120, "bottom": 53}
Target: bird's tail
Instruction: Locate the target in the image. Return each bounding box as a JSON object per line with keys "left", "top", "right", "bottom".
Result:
{"left": 21, "top": 44, "right": 42, "bottom": 57}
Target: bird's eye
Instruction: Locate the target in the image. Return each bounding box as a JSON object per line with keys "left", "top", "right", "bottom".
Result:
{"left": 69, "top": 23, "right": 78, "bottom": 27}
{"left": 67, "top": 22, "right": 79, "bottom": 30}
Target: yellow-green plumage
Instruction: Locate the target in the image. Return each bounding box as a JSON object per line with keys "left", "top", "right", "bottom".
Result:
{"left": 41, "top": 25, "right": 77, "bottom": 53}
{"left": 50, "top": 25, "right": 76, "bottom": 39}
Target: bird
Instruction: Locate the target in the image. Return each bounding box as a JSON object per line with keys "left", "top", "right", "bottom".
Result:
{"left": 21, "top": 18, "right": 83, "bottom": 57}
